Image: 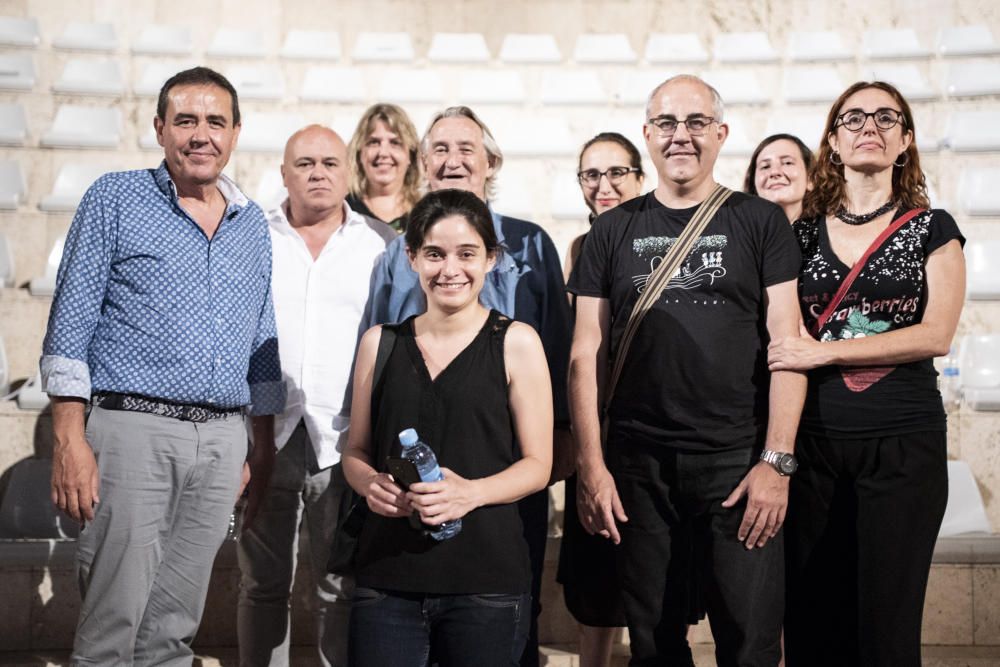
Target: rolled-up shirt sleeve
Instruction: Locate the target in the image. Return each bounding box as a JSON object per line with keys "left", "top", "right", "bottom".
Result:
{"left": 246, "top": 240, "right": 286, "bottom": 416}
{"left": 40, "top": 178, "right": 116, "bottom": 399}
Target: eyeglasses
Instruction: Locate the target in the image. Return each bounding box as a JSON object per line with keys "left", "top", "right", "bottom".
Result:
{"left": 835, "top": 108, "right": 905, "bottom": 132}
{"left": 646, "top": 115, "right": 718, "bottom": 137}
{"left": 577, "top": 166, "right": 640, "bottom": 187}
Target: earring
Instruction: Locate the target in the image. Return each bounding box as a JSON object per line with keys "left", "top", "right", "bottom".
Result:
{"left": 830, "top": 151, "right": 843, "bottom": 166}
{"left": 894, "top": 152, "right": 909, "bottom": 167}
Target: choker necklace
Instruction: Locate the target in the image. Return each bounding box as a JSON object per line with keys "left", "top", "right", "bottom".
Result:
{"left": 835, "top": 199, "right": 895, "bottom": 225}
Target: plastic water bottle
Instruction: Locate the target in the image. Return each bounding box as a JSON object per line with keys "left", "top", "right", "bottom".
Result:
{"left": 399, "top": 428, "right": 462, "bottom": 541}
{"left": 940, "top": 347, "right": 962, "bottom": 411}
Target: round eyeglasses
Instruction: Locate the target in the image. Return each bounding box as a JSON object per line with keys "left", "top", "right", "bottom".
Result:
{"left": 577, "top": 166, "right": 641, "bottom": 187}
{"left": 835, "top": 108, "right": 905, "bottom": 132}
{"left": 646, "top": 116, "right": 718, "bottom": 138}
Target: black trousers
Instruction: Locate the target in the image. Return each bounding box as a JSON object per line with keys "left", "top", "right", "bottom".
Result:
{"left": 607, "top": 437, "right": 784, "bottom": 667}
{"left": 784, "top": 431, "right": 948, "bottom": 667}
{"left": 516, "top": 488, "right": 548, "bottom": 667}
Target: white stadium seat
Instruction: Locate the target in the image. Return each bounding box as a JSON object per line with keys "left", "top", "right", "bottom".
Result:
{"left": 280, "top": 30, "right": 341, "bottom": 60}
{"left": 492, "top": 168, "right": 536, "bottom": 221}
{"left": 718, "top": 114, "right": 756, "bottom": 157}
{"left": 958, "top": 168, "right": 1000, "bottom": 216}
{"left": 238, "top": 112, "right": 306, "bottom": 153}
{"left": 549, "top": 175, "right": 590, "bottom": 219}
{"left": 0, "top": 15, "right": 40, "bottom": 47}
{"left": 428, "top": 32, "right": 490, "bottom": 63}
{"left": 702, "top": 69, "right": 770, "bottom": 105}
{"left": 965, "top": 239, "right": 1000, "bottom": 300}
{"left": 861, "top": 28, "right": 930, "bottom": 60}
{"left": 539, "top": 70, "right": 607, "bottom": 106}
{"left": 299, "top": 66, "right": 366, "bottom": 103}
{"left": 16, "top": 372, "right": 50, "bottom": 410}
{"left": 783, "top": 66, "right": 845, "bottom": 104}
{"left": 0, "top": 232, "right": 14, "bottom": 287}
{"left": 352, "top": 32, "right": 414, "bottom": 63}
{"left": 939, "top": 461, "right": 993, "bottom": 535}
{"left": 206, "top": 28, "right": 266, "bottom": 59}
{"left": 0, "top": 53, "right": 36, "bottom": 91}
{"left": 29, "top": 235, "right": 65, "bottom": 297}
{"left": 41, "top": 105, "right": 121, "bottom": 149}
{"left": 764, "top": 112, "right": 827, "bottom": 152}
{"left": 0, "top": 103, "right": 28, "bottom": 146}
{"left": 53, "top": 58, "right": 124, "bottom": 95}
{"left": 254, "top": 170, "right": 286, "bottom": 213}
{"left": 0, "top": 159, "right": 27, "bottom": 209}
{"left": 134, "top": 62, "right": 196, "bottom": 97}
{"left": 937, "top": 25, "right": 1000, "bottom": 57}
{"left": 946, "top": 61, "right": 1000, "bottom": 97}
{"left": 865, "top": 64, "right": 937, "bottom": 101}
{"left": 225, "top": 64, "right": 285, "bottom": 101}
{"left": 959, "top": 335, "right": 1000, "bottom": 411}
{"left": 53, "top": 21, "right": 117, "bottom": 52}
{"left": 377, "top": 70, "right": 444, "bottom": 104}
{"left": 491, "top": 115, "right": 575, "bottom": 157}
{"left": 942, "top": 111, "right": 1000, "bottom": 152}
{"left": 458, "top": 70, "right": 526, "bottom": 105}
{"left": 499, "top": 34, "right": 561, "bottom": 64}
{"left": 132, "top": 24, "right": 192, "bottom": 56}
{"left": 39, "top": 163, "right": 111, "bottom": 212}
{"left": 786, "top": 30, "right": 852, "bottom": 62}
{"left": 573, "top": 33, "right": 636, "bottom": 64}
{"left": 645, "top": 33, "right": 709, "bottom": 64}
{"left": 714, "top": 31, "right": 779, "bottom": 63}
{"left": 616, "top": 70, "right": 677, "bottom": 106}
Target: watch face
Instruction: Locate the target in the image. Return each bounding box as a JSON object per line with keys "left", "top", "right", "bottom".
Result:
{"left": 778, "top": 454, "right": 798, "bottom": 474}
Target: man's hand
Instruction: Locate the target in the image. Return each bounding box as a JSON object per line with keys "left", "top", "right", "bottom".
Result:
{"left": 241, "top": 443, "right": 274, "bottom": 533}
{"left": 52, "top": 436, "right": 100, "bottom": 523}
{"left": 576, "top": 462, "right": 628, "bottom": 544}
{"left": 722, "top": 461, "right": 789, "bottom": 549}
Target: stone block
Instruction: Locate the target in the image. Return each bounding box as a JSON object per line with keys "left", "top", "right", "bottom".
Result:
{"left": 923, "top": 564, "right": 974, "bottom": 645}
{"left": 0, "top": 567, "right": 34, "bottom": 651}
{"left": 973, "top": 566, "right": 1000, "bottom": 645}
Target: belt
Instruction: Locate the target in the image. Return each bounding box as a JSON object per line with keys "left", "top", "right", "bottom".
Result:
{"left": 91, "top": 392, "right": 243, "bottom": 423}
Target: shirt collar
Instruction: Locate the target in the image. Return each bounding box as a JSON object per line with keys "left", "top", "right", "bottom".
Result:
{"left": 154, "top": 160, "right": 249, "bottom": 210}
{"left": 268, "top": 198, "right": 364, "bottom": 235}
{"left": 488, "top": 204, "right": 507, "bottom": 245}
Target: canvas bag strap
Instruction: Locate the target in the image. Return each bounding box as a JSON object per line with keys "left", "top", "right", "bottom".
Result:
{"left": 604, "top": 184, "right": 733, "bottom": 411}
{"left": 809, "top": 208, "right": 926, "bottom": 337}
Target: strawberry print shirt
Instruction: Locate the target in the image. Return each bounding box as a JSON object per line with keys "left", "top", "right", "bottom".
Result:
{"left": 793, "top": 209, "right": 963, "bottom": 438}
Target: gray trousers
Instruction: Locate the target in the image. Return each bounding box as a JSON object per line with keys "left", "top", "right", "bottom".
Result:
{"left": 72, "top": 406, "right": 246, "bottom": 666}
{"left": 236, "top": 422, "right": 353, "bottom": 667}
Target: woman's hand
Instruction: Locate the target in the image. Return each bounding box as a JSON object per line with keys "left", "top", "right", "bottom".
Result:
{"left": 768, "top": 323, "right": 829, "bottom": 371}
{"left": 407, "top": 468, "right": 483, "bottom": 525}
{"left": 363, "top": 472, "right": 411, "bottom": 518}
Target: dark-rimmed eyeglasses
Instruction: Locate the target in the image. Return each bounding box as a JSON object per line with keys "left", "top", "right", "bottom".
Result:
{"left": 646, "top": 115, "right": 718, "bottom": 137}
{"left": 835, "top": 108, "right": 905, "bottom": 132}
{"left": 577, "top": 167, "right": 641, "bottom": 187}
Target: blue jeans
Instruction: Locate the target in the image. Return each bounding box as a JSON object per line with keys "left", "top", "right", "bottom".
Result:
{"left": 349, "top": 587, "right": 531, "bottom": 667}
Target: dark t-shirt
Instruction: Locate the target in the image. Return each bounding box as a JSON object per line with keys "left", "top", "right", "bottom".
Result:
{"left": 793, "top": 208, "right": 964, "bottom": 437}
{"left": 569, "top": 190, "right": 801, "bottom": 451}
{"left": 346, "top": 193, "right": 407, "bottom": 233}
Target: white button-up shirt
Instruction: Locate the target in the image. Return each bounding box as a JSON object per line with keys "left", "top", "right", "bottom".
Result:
{"left": 267, "top": 199, "right": 397, "bottom": 469}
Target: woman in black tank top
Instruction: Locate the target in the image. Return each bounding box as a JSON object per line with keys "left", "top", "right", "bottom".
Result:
{"left": 342, "top": 189, "right": 553, "bottom": 667}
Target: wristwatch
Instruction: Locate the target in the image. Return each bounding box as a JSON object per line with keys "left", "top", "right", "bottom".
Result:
{"left": 760, "top": 450, "right": 798, "bottom": 476}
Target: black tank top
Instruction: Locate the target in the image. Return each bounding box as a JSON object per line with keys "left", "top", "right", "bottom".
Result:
{"left": 354, "top": 309, "right": 532, "bottom": 594}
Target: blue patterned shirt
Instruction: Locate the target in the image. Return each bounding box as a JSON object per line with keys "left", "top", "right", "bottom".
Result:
{"left": 364, "top": 208, "right": 572, "bottom": 424}
{"left": 40, "top": 162, "right": 286, "bottom": 415}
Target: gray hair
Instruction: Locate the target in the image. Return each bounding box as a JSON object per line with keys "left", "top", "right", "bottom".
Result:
{"left": 420, "top": 105, "right": 504, "bottom": 201}
{"left": 645, "top": 74, "right": 725, "bottom": 123}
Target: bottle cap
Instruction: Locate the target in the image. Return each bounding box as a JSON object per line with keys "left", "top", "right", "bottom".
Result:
{"left": 398, "top": 428, "right": 419, "bottom": 447}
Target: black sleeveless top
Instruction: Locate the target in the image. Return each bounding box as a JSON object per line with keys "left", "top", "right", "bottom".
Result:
{"left": 354, "top": 309, "right": 532, "bottom": 594}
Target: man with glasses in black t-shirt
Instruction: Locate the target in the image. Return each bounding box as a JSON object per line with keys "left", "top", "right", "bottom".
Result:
{"left": 567, "top": 75, "right": 807, "bottom": 667}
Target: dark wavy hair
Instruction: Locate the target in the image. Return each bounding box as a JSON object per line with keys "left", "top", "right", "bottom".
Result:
{"left": 157, "top": 66, "right": 240, "bottom": 125}
{"left": 802, "top": 81, "right": 929, "bottom": 219}
{"left": 405, "top": 189, "right": 500, "bottom": 257}
{"left": 578, "top": 132, "right": 645, "bottom": 177}
{"left": 743, "top": 133, "right": 814, "bottom": 195}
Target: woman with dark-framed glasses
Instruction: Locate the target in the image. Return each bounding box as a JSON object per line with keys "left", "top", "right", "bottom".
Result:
{"left": 558, "top": 132, "right": 643, "bottom": 667}
{"left": 767, "top": 81, "right": 966, "bottom": 666}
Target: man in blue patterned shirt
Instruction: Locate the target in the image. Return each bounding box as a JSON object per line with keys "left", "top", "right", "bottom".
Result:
{"left": 40, "top": 66, "right": 286, "bottom": 665}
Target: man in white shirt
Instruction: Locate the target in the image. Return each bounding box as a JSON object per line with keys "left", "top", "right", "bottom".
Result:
{"left": 237, "top": 124, "right": 396, "bottom": 667}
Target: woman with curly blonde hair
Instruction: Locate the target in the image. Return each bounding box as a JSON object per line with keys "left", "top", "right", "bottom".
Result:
{"left": 347, "top": 103, "right": 423, "bottom": 232}
{"left": 768, "top": 81, "right": 966, "bottom": 667}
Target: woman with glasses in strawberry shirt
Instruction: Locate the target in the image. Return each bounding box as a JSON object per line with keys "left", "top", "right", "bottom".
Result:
{"left": 767, "top": 81, "right": 966, "bottom": 667}
{"left": 559, "top": 132, "right": 643, "bottom": 667}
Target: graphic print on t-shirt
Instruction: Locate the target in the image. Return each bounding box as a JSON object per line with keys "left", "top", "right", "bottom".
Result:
{"left": 632, "top": 234, "right": 728, "bottom": 296}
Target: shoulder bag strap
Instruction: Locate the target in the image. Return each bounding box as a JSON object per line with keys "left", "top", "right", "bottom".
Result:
{"left": 809, "top": 208, "right": 926, "bottom": 337}
{"left": 604, "top": 184, "right": 733, "bottom": 410}
{"left": 373, "top": 325, "right": 397, "bottom": 388}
